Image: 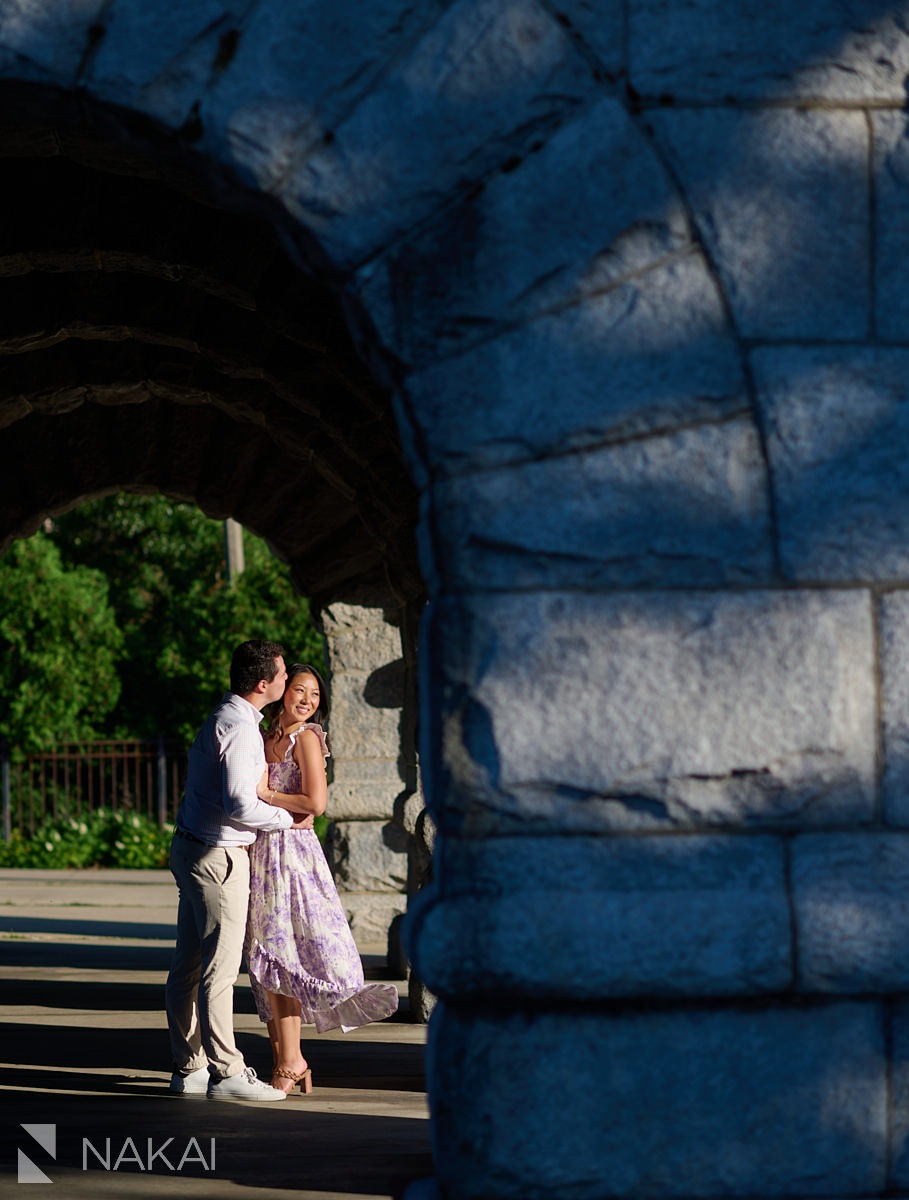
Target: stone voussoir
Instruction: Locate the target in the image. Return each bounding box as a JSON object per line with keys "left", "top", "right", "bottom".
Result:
{"left": 199, "top": 0, "right": 446, "bottom": 193}
{"left": 277, "top": 0, "right": 599, "bottom": 270}
{"left": 0, "top": 0, "right": 108, "bottom": 89}
{"left": 430, "top": 414, "right": 773, "bottom": 589}
{"left": 356, "top": 92, "right": 691, "bottom": 364}
{"left": 84, "top": 2, "right": 247, "bottom": 128}
{"left": 402, "top": 248, "right": 748, "bottom": 476}
{"left": 649, "top": 107, "right": 869, "bottom": 341}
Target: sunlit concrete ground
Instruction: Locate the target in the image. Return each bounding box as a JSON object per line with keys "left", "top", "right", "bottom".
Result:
{"left": 0, "top": 869, "right": 432, "bottom": 1199}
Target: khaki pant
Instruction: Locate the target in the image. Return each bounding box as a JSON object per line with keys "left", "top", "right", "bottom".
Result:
{"left": 165, "top": 836, "right": 250, "bottom": 1079}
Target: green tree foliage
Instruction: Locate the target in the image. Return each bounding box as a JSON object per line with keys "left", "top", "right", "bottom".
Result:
{"left": 46, "top": 493, "right": 324, "bottom": 745}
{"left": 0, "top": 533, "right": 123, "bottom": 755}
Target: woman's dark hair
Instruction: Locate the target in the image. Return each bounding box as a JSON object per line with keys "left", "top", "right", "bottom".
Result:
{"left": 266, "top": 663, "right": 330, "bottom": 737}
{"left": 230, "top": 639, "right": 284, "bottom": 696}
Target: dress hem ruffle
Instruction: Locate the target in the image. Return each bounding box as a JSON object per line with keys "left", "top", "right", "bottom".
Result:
{"left": 246, "top": 940, "right": 400, "bottom": 1032}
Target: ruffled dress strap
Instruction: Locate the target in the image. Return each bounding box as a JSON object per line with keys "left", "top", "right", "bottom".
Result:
{"left": 286, "top": 722, "right": 330, "bottom": 760}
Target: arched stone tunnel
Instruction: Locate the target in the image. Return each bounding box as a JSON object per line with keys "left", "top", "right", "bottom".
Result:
{"left": 4, "top": 3, "right": 909, "bottom": 1199}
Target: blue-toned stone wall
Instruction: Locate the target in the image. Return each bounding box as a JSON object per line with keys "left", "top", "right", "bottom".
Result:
{"left": 2, "top": 1, "right": 909, "bottom": 1197}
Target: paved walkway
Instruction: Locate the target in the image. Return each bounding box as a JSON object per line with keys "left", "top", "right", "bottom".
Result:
{"left": 0, "top": 869, "right": 433, "bottom": 1199}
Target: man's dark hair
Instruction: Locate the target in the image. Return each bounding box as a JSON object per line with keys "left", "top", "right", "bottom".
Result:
{"left": 230, "top": 640, "right": 284, "bottom": 696}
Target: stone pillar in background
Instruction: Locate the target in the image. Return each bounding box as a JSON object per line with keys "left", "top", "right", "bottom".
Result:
{"left": 318, "top": 601, "right": 418, "bottom": 950}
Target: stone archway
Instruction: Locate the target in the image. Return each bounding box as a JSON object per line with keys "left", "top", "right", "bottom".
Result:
{"left": 0, "top": 98, "right": 426, "bottom": 950}
{"left": 3, "top": 4, "right": 909, "bottom": 1200}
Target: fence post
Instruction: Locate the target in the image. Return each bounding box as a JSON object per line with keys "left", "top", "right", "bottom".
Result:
{"left": 1, "top": 737, "right": 10, "bottom": 842}
{"left": 157, "top": 734, "right": 167, "bottom": 829}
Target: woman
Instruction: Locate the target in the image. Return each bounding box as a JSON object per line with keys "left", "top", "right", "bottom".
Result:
{"left": 245, "top": 662, "right": 399, "bottom": 1094}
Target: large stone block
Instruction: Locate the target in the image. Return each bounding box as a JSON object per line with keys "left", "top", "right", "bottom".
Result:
{"left": 881, "top": 593, "right": 909, "bottom": 825}
{"left": 328, "top": 819, "right": 409, "bottom": 893}
{"left": 403, "top": 249, "right": 746, "bottom": 476}
{"left": 630, "top": 0, "right": 909, "bottom": 102}
{"left": 752, "top": 346, "right": 909, "bottom": 582}
{"left": 337, "top": 892, "right": 408, "bottom": 949}
{"left": 357, "top": 94, "right": 690, "bottom": 362}
{"left": 407, "top": 833, "right": 791, "bottom": 999}
{"left": 328, "top": 758, "right": 407, "bottom": 820}
{"left": 873, "top": 111, "right": 909, "bottom": 341}
{"left": 428, "top": 1001, "right": 887, "bottom": 1198}
{"left": 279, "top": 0, "right": 597, "bottom": 268}
{"left": 650, "top": 108, "right": 869, "bottom": 339}
{"left": 329, "top": 672, "right": 403, "bottom": 758}
{"left": 423, "top": 590, "right": 876, "bottom": 833}
{"left": 793, "top": 834, "right": 909, "bottom": 993}
{"left": 431, "top": 415, "right": 773, "bottom": 588}
{"left": 323, "top": 623, "right": 402, "bottom": 673}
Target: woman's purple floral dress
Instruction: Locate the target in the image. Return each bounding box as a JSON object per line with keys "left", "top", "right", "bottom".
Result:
{"left": 245, "top": 724, "right": 399, "bottom": 1032}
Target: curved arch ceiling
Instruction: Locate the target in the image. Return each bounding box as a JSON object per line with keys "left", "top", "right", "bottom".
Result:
{"left": 0, "top": 111, "right": 421, "bottom": 607}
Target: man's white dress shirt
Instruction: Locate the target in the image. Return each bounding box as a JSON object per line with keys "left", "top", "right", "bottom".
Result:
{"left": 176, "top": 692, "right": 292, "bottom": 846}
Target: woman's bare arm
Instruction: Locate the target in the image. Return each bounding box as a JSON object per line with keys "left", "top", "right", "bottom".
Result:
{"left": 292, "top": 728, "right": 328, "bottom": 816}
{"left": 255, "top": 764, "right": 317, "bottom": 820}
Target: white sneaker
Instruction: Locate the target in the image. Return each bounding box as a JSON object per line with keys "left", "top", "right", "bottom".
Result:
{"left": 169, "top": 1065, "right": 210, "bottom": 1094}
{"left": 207, "top": 1066, "right": 287, "bottom": 1102}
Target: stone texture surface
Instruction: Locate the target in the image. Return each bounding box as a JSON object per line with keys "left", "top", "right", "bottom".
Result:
{"left": 650, "top": 108, "right": 869, "bottom": 340}
{"left": 0, "top": 0, "right": 107, "bottom": 87}
{"left": 753, "top": 347, "right": 909, "bottom": 582}
{"left": 328, "top": 759, "right": 407, "bottom": 821}
{"left": 630, "top": 0, "right": 909, "bottom": 102}
{"left": 280, "top": 0, "right": 598, "bottom": 268}
{"left": 793, "top": 835, "right": 909, "bottom": 993}
{"left": 881, "top": 593, "right": 909, "bottom": 825}
{"left": 430, "top": 415, "right": 773, "bottom": 589}
{"left": 424, "top": 590, "right": 876, "bottom": 833}
{"left": 890, "top": 998, "right": 909, "bottom": 1188}
{"left": 428, "top": 1001, "right": 887, "bottom": 1198}
{"left": 320, "top": 601, "right": 418, "bottom": 944}
{"left": 84, "top": 1, "right": 246, "bottom": 127}
{"left": 199, "top": 0, "right": 447, "bottom": 194}
{"left": 403, "top": 249, "right": 747, "bottom": 477}
{"left": 322, "top": 618, "right": 403, "bottom": 673}
{"left": 327, "top": 819, "right": 410, "bottom": 894}
{"left": 873, "top": 111, "right": 909, "bottom": 342}
{"left": 328, "top": 672, "right": 403, "bottom": 759}
{"left": 553, "top": 0, "right": 625, "bottom": 76}
{"left": 357, "top": 94, "right": 690, "bottom": 363}
{"left": 407, "top": 833, "right": 791, "bottom": 999}
{"left": 337, "top": 891, "right": 408, "bottom": 948}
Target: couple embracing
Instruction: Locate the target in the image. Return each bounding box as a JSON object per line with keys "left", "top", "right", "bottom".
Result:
{"left": 165, "top": 639, "right": 398, "bottom": 1102}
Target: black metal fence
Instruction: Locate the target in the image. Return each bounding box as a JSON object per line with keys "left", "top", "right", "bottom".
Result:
{"left": 0, "top": 737, "right": 186, "bottom": 839}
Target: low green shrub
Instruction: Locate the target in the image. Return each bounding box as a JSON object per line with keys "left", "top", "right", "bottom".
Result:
{"left": 0, "top": 807, "right": 173, "bottom": 869}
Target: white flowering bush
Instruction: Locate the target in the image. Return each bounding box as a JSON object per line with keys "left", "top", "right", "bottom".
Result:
{"left": 0, "top": 807, "right": 173, "bottom": 868}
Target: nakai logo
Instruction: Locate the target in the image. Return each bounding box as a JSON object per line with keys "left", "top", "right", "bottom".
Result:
{"left": 18, "top": 1123, "right": 56, "bottom": 1184}
{"left": 15, "top": 1124, "right": 217, "bottom": 1181}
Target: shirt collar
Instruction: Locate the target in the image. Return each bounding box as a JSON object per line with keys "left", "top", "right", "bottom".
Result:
{"left": 224, "top": 691, "right": 265, "bottom": 722}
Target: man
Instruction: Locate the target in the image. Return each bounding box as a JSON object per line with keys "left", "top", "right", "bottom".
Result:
{"left": 165, "top": 639, "right": 310, "bottom": 1101}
